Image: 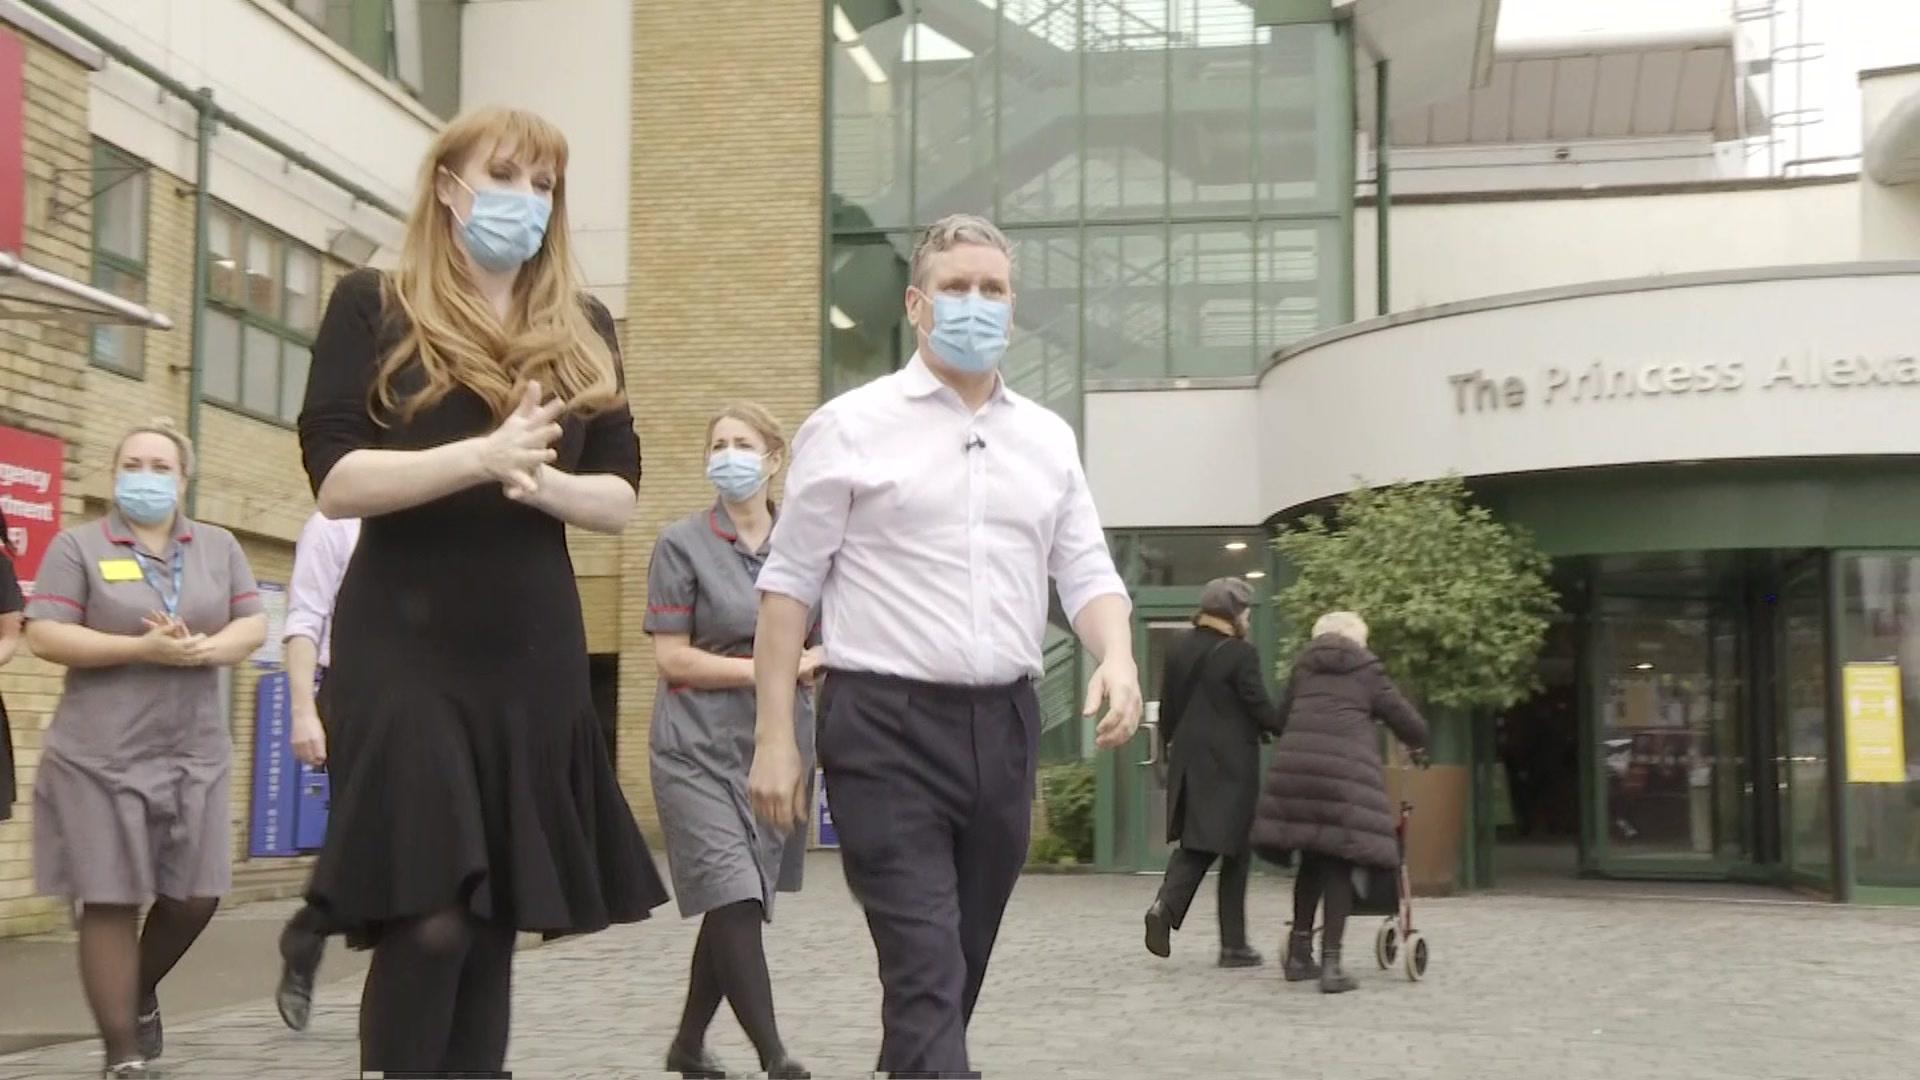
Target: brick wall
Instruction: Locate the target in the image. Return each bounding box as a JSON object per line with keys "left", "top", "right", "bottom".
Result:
{"left": 621, "top": 1, "right": 826, "bottom": 832}
{"left": 0, "top": 40, "right": 350, "bottom": 934}
{"left": 0, "top": 34, "right": 107, "bottom": 938}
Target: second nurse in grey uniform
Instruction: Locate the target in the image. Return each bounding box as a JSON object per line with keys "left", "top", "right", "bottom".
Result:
{"left": 648, "top": 402, "right": 819, "bottom": 1080}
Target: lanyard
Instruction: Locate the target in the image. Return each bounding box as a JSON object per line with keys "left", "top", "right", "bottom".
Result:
{"left": 134, "top": 544, "right": 187, "bottom": 619}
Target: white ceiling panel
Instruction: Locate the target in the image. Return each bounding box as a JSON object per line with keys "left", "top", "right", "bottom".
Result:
{"left": 1631, "top": 49, "right": 1685, "bottom": 135}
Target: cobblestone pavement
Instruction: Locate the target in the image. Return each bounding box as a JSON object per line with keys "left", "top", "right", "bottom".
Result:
{"left": 3, "top": 855, "right": 1917, "bottom": 1079}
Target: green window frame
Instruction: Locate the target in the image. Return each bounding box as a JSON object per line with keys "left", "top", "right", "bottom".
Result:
{"left": 201, "top": 204, "right": 324, "bottom": 428}
{"left": 823, "top": 2, "right": 1356, "bottom": 412}
{"left": 283, "top": 1, "right": 463, "bottom": 119}
{"left": 89, "top": 141, "right": 151, "bottom": 377}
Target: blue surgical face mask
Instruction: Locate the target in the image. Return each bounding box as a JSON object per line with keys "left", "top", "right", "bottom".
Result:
{"left": 926, "top": 290, "right": 1012, "bottom": 374}
{"left": 707, "top": 448, "right": 767, "bottom": 504}
{"left": 115, "top": 470, "right": 179, "bottom": 526}
{"left": 446, "top": 170, "right": 552, "bottom": 273}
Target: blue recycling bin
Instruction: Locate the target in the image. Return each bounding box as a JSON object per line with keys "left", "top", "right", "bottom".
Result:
{"left": 293, "top": 763, "right": 330, "bottom": 852}
{"left": 815, "top": 768, "right": 838, "bottom": 848}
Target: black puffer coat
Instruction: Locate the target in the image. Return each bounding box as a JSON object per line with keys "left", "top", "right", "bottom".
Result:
{"left": 1250, "top": 634, "right": 1429, "bottom": 870}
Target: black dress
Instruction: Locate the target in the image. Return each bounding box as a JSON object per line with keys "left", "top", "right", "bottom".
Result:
{"left": 0, "top": 554, "right": 21, "bottom": 820}
{"left": 297, "top": 269, "right": 667, "bottom": 945}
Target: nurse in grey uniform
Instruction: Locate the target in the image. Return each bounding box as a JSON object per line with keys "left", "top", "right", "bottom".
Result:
{"left": 26, "top": 420, "right": 267, "bottom": 1079}
{"left": 648, "top": 402, "right": 819, "bottom": 1080}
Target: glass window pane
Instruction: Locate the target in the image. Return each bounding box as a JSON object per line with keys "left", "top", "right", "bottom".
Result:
{"left": 1003, "top": 228, "right": 1079, "bottom": 426}
{"left": 1782, "top": 562, "right": 1832, "bottom": 879}
{"left": 1083, "top": 224, "right": 1167, "bottom": 380}
{"left": 1168, "top": 2, "right": 1254, "bottom": 216}
{"left": 1111, "top": 530, "right": 1266, "bottom": 589}
{"left": 912, "top": 2, "right": 995, "bottom": 221}
{"left": 285, "top": 248, "right": 321, "bottom": 334}
{"left": 1258, "top": 22, "right": 1342, "bottom": 213}
{"left": 1170, "top": 223, "right": 1253, "bottom": 377}
{"left": 245, "top": 229, "right": 285, "bottom": 318}
{"left": 826, "top": 232, "right": 914, "bottom": 399}
{"left": 90, "top": 264, "right": 147, "bottom": 373}
{"left": 1084, "top": 2, "right": 1167, "bottom": 219}
{"left": 281, "top": 341, "right": 311, "bottom": 423}
{"left": 242, "top": 325, "right": 281, "bottom": 416}
{"left": 392, "top": 0, "right": 425, "bottom": 92}
{"left": 94, "top": 148, "right": 146, "bottom": 262}
{"left": 203, "top": 308, "right": 241, "bottom": 403}
{"left": 999, "top": 0, "right": 1081, "bottom": 224}
{"left": 208, "top": 210, "right": 243, "bottom": 307}
{"left": 1840, "top": 554, "right": 1920, "bottom": 888}
{"left": 1256, "top": 220, "right": 1339, "bottom": 352}
{"left": 831, "top": 9, "right": 913, "bottom": 230}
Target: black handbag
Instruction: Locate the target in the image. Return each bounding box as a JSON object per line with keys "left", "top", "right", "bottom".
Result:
{"left": 1349, "top": 863, "right": 1400, "bottom": 916}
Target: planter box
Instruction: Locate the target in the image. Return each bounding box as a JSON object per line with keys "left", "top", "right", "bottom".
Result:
{"left": 1385, "top": 764, "right": 1470, "bottom": 896}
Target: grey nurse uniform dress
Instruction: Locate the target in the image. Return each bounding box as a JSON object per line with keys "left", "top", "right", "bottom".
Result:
{"left": 27, "top": 511, "right": 263, "bottom": 904}
{"left": 647, "top": 502, "right": 818, "bottom": 919}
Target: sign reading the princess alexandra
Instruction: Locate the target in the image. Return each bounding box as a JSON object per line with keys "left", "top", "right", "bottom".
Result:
{"left": 1448, "top": 353, "right": 1920, "bottom": 415}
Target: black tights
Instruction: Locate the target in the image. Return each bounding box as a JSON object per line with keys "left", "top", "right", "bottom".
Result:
{"left": 358, "top": 907, "right": 516, "bottom": 1076}
{"left": 674, "top": 899, "right": 788, "bottom": 1068}
{"left": 78, "top": 896, "right": 220, "bottom": 1064}
{"left": 1291, "top": 853, "right": 1355, "bottom": 951}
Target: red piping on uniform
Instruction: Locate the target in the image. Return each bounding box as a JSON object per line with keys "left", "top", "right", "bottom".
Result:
{"left": 708, "top": 508, "right": 737, "bottom": 543}
{"left": 34, "top": 594, "right": 81, "bottom": 611}
{"left": 648, "top": 604, "right": 692, "bottom": 615}
{"left": 232, "top": 591, "right": 259, "bottom": 604}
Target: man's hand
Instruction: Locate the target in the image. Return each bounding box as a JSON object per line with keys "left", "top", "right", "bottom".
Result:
{"left": 291, "top": 704, "right": 328, "bottom": 767}
{"left": 796, "top": 645, "right": 827, "bottom": 688}
{"left": 1085, "top": 655, "right": 1143, "bottom": 749}
{"left": 748, "top": 733, "right": 809, "bottom": 835}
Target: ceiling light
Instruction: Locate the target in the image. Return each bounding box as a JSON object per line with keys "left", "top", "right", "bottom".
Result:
{"left": 1224, "top": 541, "right": 1249, "bottom": 552}
{"left": 1635, "top": 662, "right": 1654, "bottom": 671}
{"left": 829, "top": 305, "right": 856, "bottom": 330}
{"left": 832, "top": 5, "right": 859, "bottom": 44}
{"left": 1245, "top": 570, "right": 1267, "bottom": 580}
{"left": 847, "top": 43, "right": 889, "bottom": 84}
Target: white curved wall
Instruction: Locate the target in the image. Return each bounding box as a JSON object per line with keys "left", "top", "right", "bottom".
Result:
{"left": 1085, "top": 264, "right": 1920, "bottom": 527}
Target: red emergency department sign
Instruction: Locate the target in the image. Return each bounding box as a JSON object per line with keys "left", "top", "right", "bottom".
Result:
{"left": 0, "top": 425, "right": 64, "bottom": 590}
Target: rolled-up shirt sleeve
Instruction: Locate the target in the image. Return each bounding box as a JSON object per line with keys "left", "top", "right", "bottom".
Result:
{"left": 1048, "top": 450, "right": 1128, "bottom": 625}
{"left": 25, "top": 530, "right": 87, "bottom": 624}
{"left": 643, "top": 532, "right": 696, "bottom": 636}
{"left": 759, "top": 407, "right": 857, "bottom": 609}
{"left": 283, "top": 515, "right": 340, "bottom": 644}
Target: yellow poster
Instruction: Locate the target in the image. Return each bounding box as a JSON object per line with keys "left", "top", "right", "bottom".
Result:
{"left": 1843, "top": 663, "right": 1908, "bottom": 784}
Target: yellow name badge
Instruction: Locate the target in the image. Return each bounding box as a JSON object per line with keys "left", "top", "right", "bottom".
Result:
{"left": 98, "top": 559, "right": 144, "bottom": 582}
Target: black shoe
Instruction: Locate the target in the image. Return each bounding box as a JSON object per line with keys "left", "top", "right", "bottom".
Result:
{"left": 665, "top": 1041, "right": 727, "bottom": 1079}
{"left": 1217, "top": 945, "right": 1263, "bottom": 968}
{"left": 135, "top": 995, "right": 162, "bottom": 1061}
{"left": 1283, "top": 930, "right": 1321, "bottom": 983}
{"left": 1320, "top": 944, "right": 1357, "bottom": 994}
{"left": 1144, "top": 900, "right": 1172, "bottom": 959}
{"left": 766, "top": 1054, "right": 811, "bottom": 1079}
{"left": 276, "top": 953, "right": 317, "bottom": 1032}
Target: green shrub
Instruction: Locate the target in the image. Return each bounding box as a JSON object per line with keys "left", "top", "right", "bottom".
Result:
{"left": 1039, "top": 761, "right": 1096, "bottom": 863}
{"left": 1026, "top": 831, "right": 1078, "bottom": 868}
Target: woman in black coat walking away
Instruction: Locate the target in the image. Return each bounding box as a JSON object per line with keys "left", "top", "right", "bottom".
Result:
{"left": 1143, "top": 577, "right": 1280, "bottom": 967}
{"left": 1251, "top": 612, "right": 1427, "bottom": 993}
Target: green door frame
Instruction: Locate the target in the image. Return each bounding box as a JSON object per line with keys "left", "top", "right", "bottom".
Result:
{"left": 1095, "top": 590, "right": 1201, "bottom": 872}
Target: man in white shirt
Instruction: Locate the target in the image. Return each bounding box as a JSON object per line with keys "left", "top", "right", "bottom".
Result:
{"left": 750, "top": 214, "right": 1141, "bottom": 1078}
{"left": 273, "top": 510, "right": 360, "bottom": 1033}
